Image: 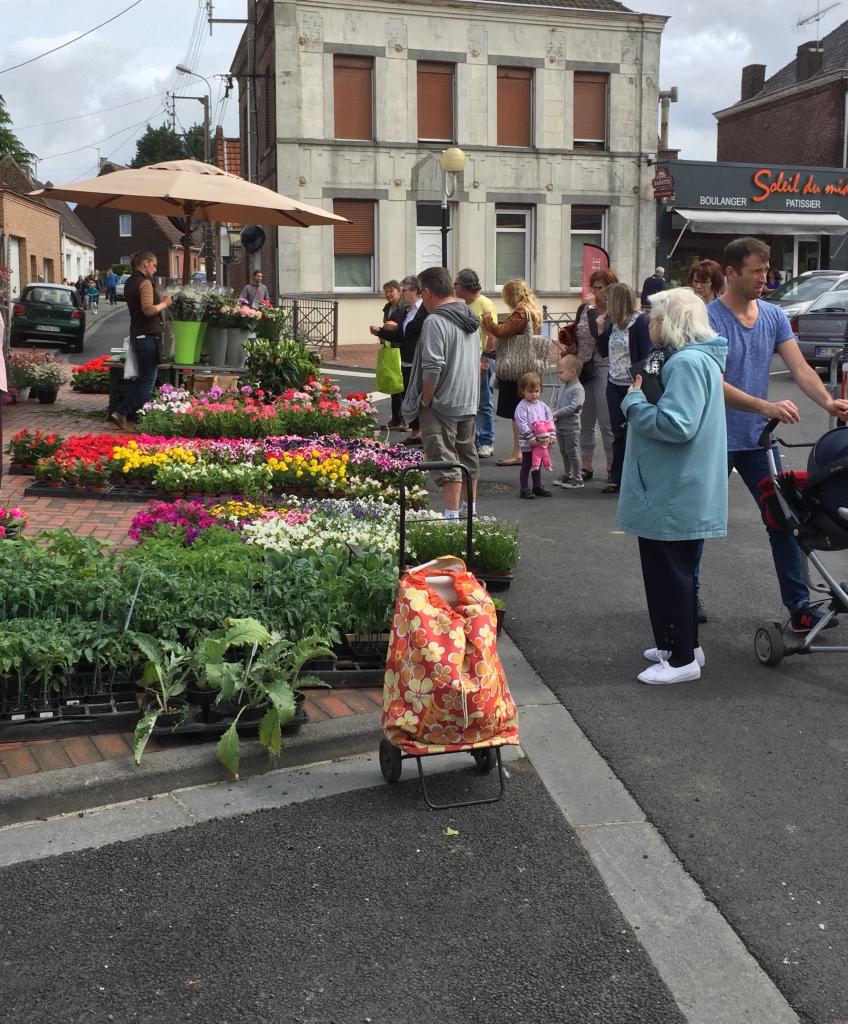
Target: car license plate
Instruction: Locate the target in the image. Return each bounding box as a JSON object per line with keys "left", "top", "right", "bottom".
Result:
{"left": 815, "top": 345, "right": 841, "bottom": 357}
{"left": 35, "top": 325, "right": 61, "bottom": 333}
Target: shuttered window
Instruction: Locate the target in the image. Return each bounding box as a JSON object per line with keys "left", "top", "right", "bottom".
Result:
{"left": 573, "top": 72, "right": 607, "bottom": 149}
{"left": 497, "top": 67, "right": 533, "bottom": 147}
{"left": 333, "top": 199, "right": 375, "bottom": 290}
{"left": 334, "top": 56, "right": 373, "bottom": 140}
{"left": 417, "top": 62, "right": 454, "bottom": 142}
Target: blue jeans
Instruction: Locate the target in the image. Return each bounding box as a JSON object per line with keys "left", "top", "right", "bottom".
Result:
{"left": 475, "top": 359, "right": 495, "bottom": 447}
{"left": 694, "top": 446, "right": 809, "bottom": 611}
{"left": 117, "top": 335, "right": 161, "bottom": 417}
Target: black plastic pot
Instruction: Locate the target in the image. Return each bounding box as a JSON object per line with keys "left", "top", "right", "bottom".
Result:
{"left": 144, "top": 697, "right": 190, "bottom": 730}
{"left": 186, "top": 685, "right": 217, "bottom": 708}
{"left": 36, "top": 388, "right": 58, "bottom": 405}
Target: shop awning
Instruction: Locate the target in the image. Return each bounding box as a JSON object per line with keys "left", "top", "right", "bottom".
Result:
{"left": 672, "top": 208, "right": 848, "bottom": 236}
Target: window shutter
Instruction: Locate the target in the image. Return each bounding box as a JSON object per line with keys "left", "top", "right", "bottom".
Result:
{"left": 417, "top": 62, "right": 454, "bottom": 141}
{"left": 497, "top": 67, "right": 532, "bottom": 147}
{"left": 334, "top": 56, "right": 373, "bottom": 140}
{"left": 573, "top": 73, "right": 607, "bottom": 145}
{"left": 333, "top": 200, "right": 375, "bottom": 255}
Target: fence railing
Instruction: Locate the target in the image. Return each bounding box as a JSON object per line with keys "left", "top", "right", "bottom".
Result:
{"left": 278, "top": 296, "right": 339, "bottom": 358}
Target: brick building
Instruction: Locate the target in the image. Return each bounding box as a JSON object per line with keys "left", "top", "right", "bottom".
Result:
{"left": 716, "top": 26, "right": 848, "bottom": 168}
{"left": 230, "top": 0, "right": 667, "bottom": 341}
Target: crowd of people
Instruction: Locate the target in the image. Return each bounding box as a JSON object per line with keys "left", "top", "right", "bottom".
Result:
{"left": 377, "top": 238, "right": 848, "bottom": 686}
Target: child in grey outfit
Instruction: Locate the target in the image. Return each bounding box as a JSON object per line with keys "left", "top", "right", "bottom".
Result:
{"left": 552, "top": 355, "right": 585, "bottom": 488}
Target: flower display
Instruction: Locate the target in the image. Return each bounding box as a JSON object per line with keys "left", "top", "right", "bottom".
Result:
{"left": 71, "top": 354, "right": 111, "bottom": 393}
{"left": 111, "top": 439, "right": 199, "bottom": 481}
{"left": 0, "top": 505, "right": 26, "bottom": 538}
{"left": 266, "top": 446, "right": 350, "bottom": 492}
{"left": 128, "top": 500, "right": 235, "bottom": 543}
{"left": 6, "top": 428, "right": 63, "bottom": 465}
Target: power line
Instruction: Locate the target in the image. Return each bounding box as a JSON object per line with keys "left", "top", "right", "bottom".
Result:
{"left": 18, "top": 93, "right": 162, "bottom": 130}
{"left": 0, "top": 0, "right": 144, "bottom": 75}
{"left": 37, "top": 106, "right": 164, "bottom": 162}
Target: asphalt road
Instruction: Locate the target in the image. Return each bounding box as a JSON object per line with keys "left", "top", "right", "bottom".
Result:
{"left": 466, "top": 368, "right": 848, "bottom": 1024}
{"left": 0, "top": 760, "right": 685, "bottom": 1024}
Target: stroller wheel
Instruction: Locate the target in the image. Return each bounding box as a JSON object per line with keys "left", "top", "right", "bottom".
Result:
{"left": 755, "top": 623, "right": 785, "bottom": 667}
{"left": 472, "top": 748, "right": 496, "bottom": 773}
{"left": 379, "top": 738, "right": 403, "bottom": 783}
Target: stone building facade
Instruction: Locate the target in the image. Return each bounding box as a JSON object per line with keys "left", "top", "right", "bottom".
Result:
{"left": 232, "top": 0, "right": 666, "bottom": 340}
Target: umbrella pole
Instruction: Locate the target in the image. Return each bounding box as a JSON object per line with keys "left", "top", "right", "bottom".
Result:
{"left": 182, "top": 215, "right": 192, "bottom": 286}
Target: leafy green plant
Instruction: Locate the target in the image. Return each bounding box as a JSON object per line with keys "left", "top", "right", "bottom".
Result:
{"left": 169, "top": 288, "right": 209, "bottom": 322}
{"left": 241, "top": 335, "right": 320, "bottom": 397}
{"left": 132, "top": 634, "right": 192, "bottom": 764}
{"left": 405, "top": 518, "right": 520, "bottom": 572}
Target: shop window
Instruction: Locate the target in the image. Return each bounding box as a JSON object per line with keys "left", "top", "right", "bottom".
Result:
{"left": 334, "top": 56, "right": 373, "bottom": 141}
{"left": 119, "top": 214, "right": 132, "bottom": 237}
{"left": 417, "top": 62, "right": 454, "bottom": 142}
{"left": 497, "top": 67, "right": 533, "bottom": 147}
{"left": 570, "top": 206, "right": 607, "bottom": 287}
{"left": 573, "top": 73, "right": 607, "bottom": 150}
{"left": 333, "top": 199, "right": 375, "bottom": 290}
{"left": 496, "top": 207, "right": 532, "bottom": 286}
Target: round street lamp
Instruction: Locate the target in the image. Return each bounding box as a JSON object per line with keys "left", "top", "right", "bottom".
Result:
{"left": 439, "top": 147, "right": 466, "bottom": 269}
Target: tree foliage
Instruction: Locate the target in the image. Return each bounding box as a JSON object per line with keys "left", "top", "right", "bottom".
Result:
{"left": 0, "top": 94, "right": 34, "bottom": 171}
{"left": 131, "top": 122, "right": 206, "bottom": 168}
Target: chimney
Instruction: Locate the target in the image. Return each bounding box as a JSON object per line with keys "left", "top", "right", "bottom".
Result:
{"left": 741, "top": 64, "right": 766, "bottom": 101}
{"left": 797, "top": 42, "right": 824, "bottom": 83}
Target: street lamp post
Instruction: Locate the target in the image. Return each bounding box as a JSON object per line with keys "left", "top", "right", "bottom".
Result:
{"left": 439, "top": 147, "right": 466, "bottom": 270}
{"left": 176, "top": 65, "right": 215, "bottom": 284}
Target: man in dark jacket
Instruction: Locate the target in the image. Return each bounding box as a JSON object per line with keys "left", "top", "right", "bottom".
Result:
{"left": 640, "top": 267, "right": 667, "bottom": 308}
{"left": 402, "top": 266, "right": 481, "bottom": 517}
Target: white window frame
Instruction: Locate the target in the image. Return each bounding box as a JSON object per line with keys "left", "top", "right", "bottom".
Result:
{"left": 333, "top": 202, "right": 376, "bottom": 294}
{"left": 569, "top": 207, "right": 608, "bottom": 290}
{"left": 118, "top": 214, "right": 132, "bottom": 238}
{"left": 495, "top": 207, "right": 532, "bottom": 288}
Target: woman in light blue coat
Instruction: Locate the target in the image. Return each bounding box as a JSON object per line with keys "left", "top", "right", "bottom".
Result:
{"left": 617, "top": 287, "right": 728, "bottom": 685}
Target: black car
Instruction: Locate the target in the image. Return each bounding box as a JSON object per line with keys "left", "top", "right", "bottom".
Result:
{"left": 9, "top": 283, "right": 86, "bottom": 353}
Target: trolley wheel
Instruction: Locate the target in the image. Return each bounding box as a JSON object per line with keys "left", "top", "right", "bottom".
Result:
{"left": 379, "top": 738, "right": 402, "bottom": 783}
{"left": 754, "top": 623, "right": 785, "bottom": 667}
{"left": 471, "top": 747, "right": 496, "bottom": 773}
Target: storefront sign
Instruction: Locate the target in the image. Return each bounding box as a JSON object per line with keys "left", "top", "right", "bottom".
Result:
{"left": 665, "top": 160, "right": 848, "bottom": 214}
{"left": 652, "top": 166, "right": 675, "bottom": 199}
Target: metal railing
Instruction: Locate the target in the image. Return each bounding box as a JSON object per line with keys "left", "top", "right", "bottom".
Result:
{"left": 278, "top": 296, "right": 339, "bottom": 358}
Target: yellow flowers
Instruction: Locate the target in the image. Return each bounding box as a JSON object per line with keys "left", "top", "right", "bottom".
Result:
{"left": 113, "top": 440, "right": 197, "bottom": 474}
{"left": 266, "top": 449, "right": 348, "bottom": 488}
{"left": 209, "top": 499, "right": 270, "bottom": 520}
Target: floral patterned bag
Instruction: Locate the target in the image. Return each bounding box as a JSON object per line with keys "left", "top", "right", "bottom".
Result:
{"left": 382, "top": 557, "right": 519, "bottom": 756}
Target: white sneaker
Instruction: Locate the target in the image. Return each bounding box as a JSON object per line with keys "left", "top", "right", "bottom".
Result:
{"left": 562, "top": 477, "right": 584, "bottom": 489}
{"left": 477, "top": 445, "right": 494, "bottom": 458}
{"left": 643, "top": 645, "right": 705, "bottom": 667}
{"left": 637, "top": 659, "right": 701, "bottom": 685}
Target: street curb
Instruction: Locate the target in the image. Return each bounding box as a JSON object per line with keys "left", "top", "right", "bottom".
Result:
{"left": 0, "top": 710, "right": 381, "bottom": 826}
{"left": 81, "top": 301, "right": 124, "bottom": 341}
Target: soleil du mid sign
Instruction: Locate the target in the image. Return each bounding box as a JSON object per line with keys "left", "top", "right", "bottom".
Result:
{"left": 667, "top": 161, "right": 848, "bottom": 212}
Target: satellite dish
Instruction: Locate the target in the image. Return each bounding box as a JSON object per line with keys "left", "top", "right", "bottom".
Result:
{"left": 240, "top": 225, "right": 266, "bottom": 253}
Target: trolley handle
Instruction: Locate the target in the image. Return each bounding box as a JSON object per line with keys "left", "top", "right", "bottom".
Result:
{"left": 398, "top": 461, "right": 473, "bottom": 572}
{"left": 758, "top": 418, "right": 781, "bottom": 450}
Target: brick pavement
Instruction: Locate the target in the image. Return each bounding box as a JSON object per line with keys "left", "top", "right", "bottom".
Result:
{"left": 0, "top": 350, "right": 384, "bottom": 788}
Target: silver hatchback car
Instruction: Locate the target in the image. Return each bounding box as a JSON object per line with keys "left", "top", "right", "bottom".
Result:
{"left": 763, "top": 270, "right": 848, "bottom": 328}
{"left": 795, "top": 288, "right": 848, "bottom": 368}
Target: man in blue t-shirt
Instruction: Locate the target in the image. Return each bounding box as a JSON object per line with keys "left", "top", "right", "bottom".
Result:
{"left": 706, "top": 236, "right": 848, "bottom": 633}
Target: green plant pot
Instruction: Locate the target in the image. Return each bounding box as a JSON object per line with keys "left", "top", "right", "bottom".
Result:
{"left": 172, "top": 321, "right": 206, "bottom": 364}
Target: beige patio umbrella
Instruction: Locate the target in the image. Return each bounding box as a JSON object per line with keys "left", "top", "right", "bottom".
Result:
{"left": 30, "top": 159, "right": 347, "bottom": 284}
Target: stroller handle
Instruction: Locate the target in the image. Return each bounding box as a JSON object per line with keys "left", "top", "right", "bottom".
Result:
{"left": 758, "top": 418, "right": 781, "bottom": 449}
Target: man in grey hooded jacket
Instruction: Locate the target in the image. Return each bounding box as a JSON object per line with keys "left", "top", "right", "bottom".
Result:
{"left": 402, "top": 266, "right": 481, "bottom": 518}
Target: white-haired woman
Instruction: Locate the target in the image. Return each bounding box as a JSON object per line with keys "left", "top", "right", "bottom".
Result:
{"left": 616, "top": 287, "right": 729, "bottom": 686}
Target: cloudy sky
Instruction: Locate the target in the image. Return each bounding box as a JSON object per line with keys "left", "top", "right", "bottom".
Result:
{"left": 0, "top": 0, "right": 837, "bottom": 185}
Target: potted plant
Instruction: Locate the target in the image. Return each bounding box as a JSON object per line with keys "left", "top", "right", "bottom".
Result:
{"left": 170, "top": 289, "right": 209, "bottom": 365}
{"left": 0, "top": 506, "right": 27, "bottom": 540}
{"left": 132, "top": 634, "right": 194, "bottom": 764}
{"left": 491, "top": 595, "right": 506, "bottom": 637}
{"left": 201, "top": 292, "right": 233, "bottom": 365}
{"left": 5, "top": 350, "right": 46, "bottom": 400}
{"left": 33, "top": 360, "right": 71, "bottom": 404}
{"left": 203, "top": 617, "right": 335, "bottom": 779}
{"left": 6, "top": 428, "right": 63, "bottom": 471}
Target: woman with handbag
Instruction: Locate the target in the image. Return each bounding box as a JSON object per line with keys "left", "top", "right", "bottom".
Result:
{"left": 594, "top": 283, "right": 652, "bottom": 493}
{"left": 370, "top": 276, "right": 427, "bottom": 445}
{"left": 560, "top": 269, "right": 618, "bottom": 481}
{"left": 481, "top": 279, "right": 544, "bottom": 466}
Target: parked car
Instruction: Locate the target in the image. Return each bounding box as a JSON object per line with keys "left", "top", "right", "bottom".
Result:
{"left": 794, "top": 288, "right": 848, "bottom": 369}
{"left": 9, "top": 283, "right": 86, "bottom": 353}
{"left": 115, "top": 274, "right": 131, "bottom": 300}
{"left": 763, "top": 270, "right": 848, "bottom": 332}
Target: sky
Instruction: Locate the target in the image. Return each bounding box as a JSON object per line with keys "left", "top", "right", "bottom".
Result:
{"left": 0, "top": 0, "right": 839, "bottom": 185}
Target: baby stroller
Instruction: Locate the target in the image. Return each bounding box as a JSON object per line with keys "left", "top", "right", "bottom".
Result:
{"left": 754, "top": 419, "right": 848, "bottom": 666}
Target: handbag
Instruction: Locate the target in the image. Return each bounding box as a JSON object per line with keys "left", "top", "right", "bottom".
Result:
{"left": 123, "top": 336, "right": 139, "bottom": 380}
{"left": 374, "top": 342, "right": 404, "bottom": 395}
{"left": 629, "top": 344, "right": 675, "bottom": 405}
{"left": 495, "top": 312, "right": 550, "bottom": 382}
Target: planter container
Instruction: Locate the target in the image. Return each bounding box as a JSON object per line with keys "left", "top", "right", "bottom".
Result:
{"left": 495, "top": 607, "right": 505, "bottom": 637}
{"left": 225, "top": 328, "right": 249, "bottom": 369}
{"left": 16, "top": 387, "right": 30, "bottom": 401}
{"left": 186, "top": 685, "right": 217, "bottom": 708}
{"left": 475, "top": 569, "right": 515, "bottom": 593}
{"left": 36, "top": 388, "right": 58, "bottom": 405}
{"left": 172, "top": 321, "right": 207, "bottom": 364}
{"left": 202, "top": 326, "right": 229, "bottom": 366}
